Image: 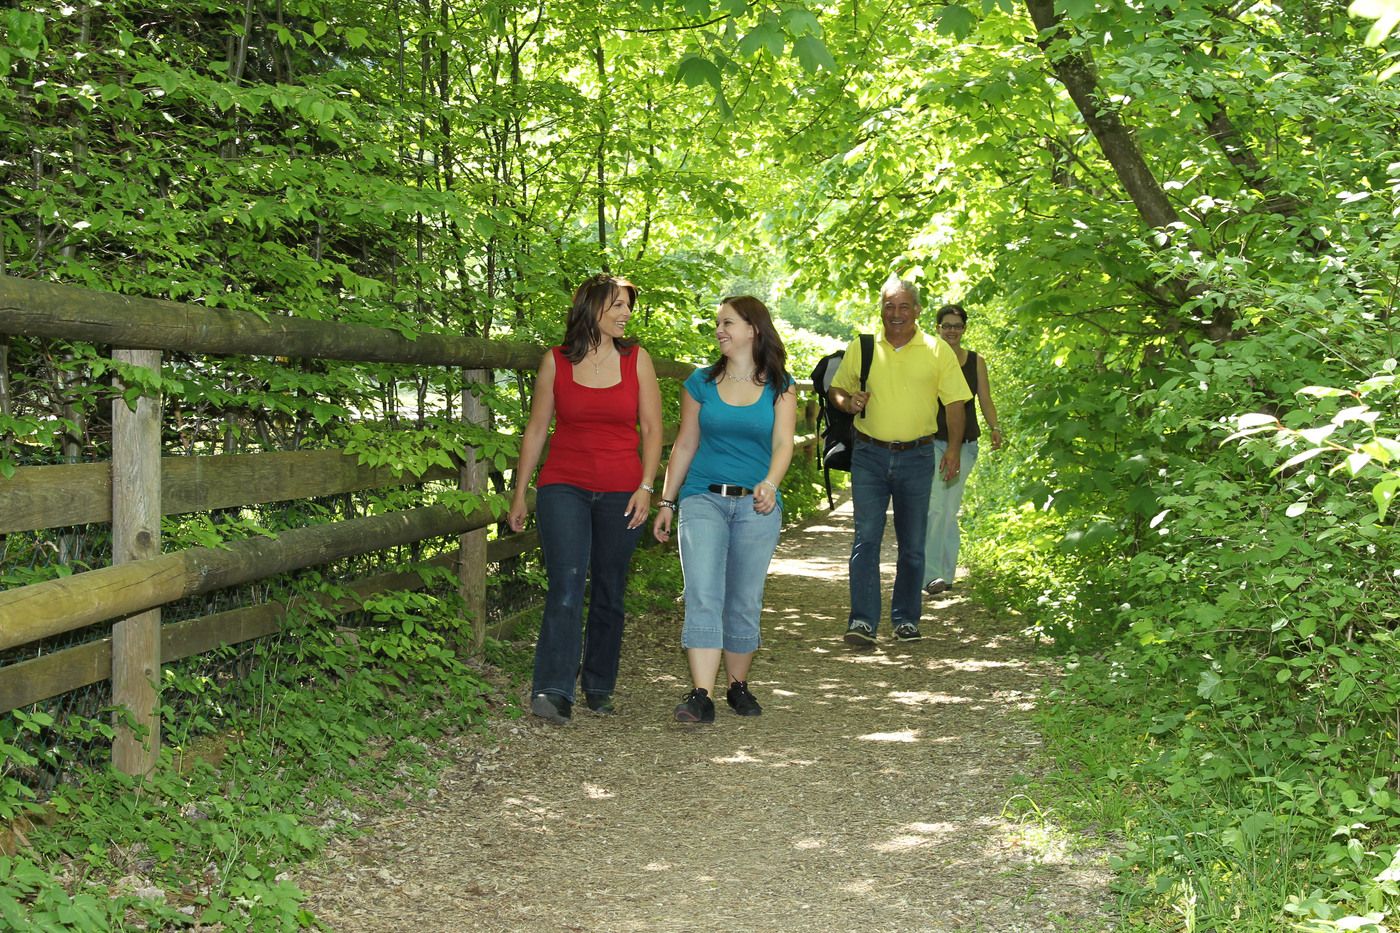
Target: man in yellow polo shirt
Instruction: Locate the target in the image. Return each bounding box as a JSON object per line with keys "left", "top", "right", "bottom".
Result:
{"left": 828, "top": 276, "right": 972, "bottom": 645}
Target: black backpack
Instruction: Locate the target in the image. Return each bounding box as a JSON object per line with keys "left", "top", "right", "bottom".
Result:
{"left": 809, "top": 333, "right": 874, "bottom": 508}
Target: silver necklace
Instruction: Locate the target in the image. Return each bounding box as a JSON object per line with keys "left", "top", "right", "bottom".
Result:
{"left": 590, "top": 346, "right": 614, "bottom": 374}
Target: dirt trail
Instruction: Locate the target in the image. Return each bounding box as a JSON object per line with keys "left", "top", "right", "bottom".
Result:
{"left": 295, "top": 501, "right": 1114, "bottom": 932}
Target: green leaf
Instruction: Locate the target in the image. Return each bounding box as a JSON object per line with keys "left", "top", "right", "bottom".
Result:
{"left": 675, "top": 54, "right": 723, "bottom": 90}
{"left": 793, "top": 35, "right": 836, "bottom": 73}
{"left": 1276, "top": 447, "right": 1327, "bottom": 473}
{"left": 781, "top": 8, "right": 822, "bottom": 37}
{"left": 1197, "top": 669, "right": 1223, "bottom": 700}
{"left": 1373, "top": 477, "right": 1399, "bottom": 519}
{"left": 739, "top": 22, "right": 784, "bottom": 58}
{"left": 937, "top": 4, "right": 978, "bottom": 39}
{"left": 683, "top": 0, "right": 712, "bottom": 16}
{"left": 345, "top": 26, "right": 369, "bottom": 48}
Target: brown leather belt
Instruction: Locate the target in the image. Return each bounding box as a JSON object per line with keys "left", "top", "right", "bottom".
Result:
{"left": 708, "top": 484, "right": 753, "bottom": 497}
{"left": 855, "top": 430, "right": 934, "bottom": 451}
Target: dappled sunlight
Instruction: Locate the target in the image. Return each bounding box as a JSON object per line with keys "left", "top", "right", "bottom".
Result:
{"left": 583, "top": 783, "right": 615, "bottom": 800}
{"left": 711, "top": 749, "right": 763, "bottom": 765}
{"left": 924, "top": 657, "right": 1029, "bottom": 673}
{"left": 888, "top": 689, "right": 971, "bottom": 707}
{"left": 834, "top": 652, "right": 906, "bottom": 668}
{"left": 501, "top": 795, "right": 563, "bottom": 832}
{"left": 838, "top": 878, "right": 879, "bottom": 896}
{"left": 857, "top": 729, "right": 920, "bottom": 743}
{"left": 872, "top": 834, "right": 929, "bottom": 853}
{"left": 792, "top": 837, "right": 826, "bottom": 850}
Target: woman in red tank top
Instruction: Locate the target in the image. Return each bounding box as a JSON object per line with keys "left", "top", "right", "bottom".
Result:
{"left": 507, "top": 274, "right": 662, "bottom": 723}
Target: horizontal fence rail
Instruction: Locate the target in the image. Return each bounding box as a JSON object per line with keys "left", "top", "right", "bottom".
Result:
{"left": 0, "top": 451, "right": 459, "bottom": 534}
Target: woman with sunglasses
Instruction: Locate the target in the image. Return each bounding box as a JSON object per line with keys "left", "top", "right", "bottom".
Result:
{"left": 924, "top": 303, "right": 1001, "bottom": 596}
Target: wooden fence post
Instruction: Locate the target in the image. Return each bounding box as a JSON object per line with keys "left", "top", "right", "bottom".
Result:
{"left": 459, "top": 370, "right": 489, "bottom": 653}
{"left": 111, "top": 349, "right": 161, "bottom": 776}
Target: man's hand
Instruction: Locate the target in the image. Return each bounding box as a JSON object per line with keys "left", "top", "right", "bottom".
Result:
{"left": 940, "top": 446, "right": 961, "bottom": 481}
{"left": 847, "top": 391, "right": 870, "bottom": 415}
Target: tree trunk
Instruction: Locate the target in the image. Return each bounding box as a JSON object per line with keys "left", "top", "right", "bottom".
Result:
{"left": 1024, "top": 0, "right": 1180, "bottom": 231}
{"left": 1024, "top": 0, "right": 1234, "bottom": 335}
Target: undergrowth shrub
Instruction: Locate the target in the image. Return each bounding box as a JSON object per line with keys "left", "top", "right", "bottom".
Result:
{"left": 969, "top": 319, "right": 1400, "bottom": 930}
{"left": 0, "top": 572, "right": 498, "bottom": 931}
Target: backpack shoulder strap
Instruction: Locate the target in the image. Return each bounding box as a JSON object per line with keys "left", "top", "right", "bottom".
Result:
{"left": 858, "top": 333, "right": 874, "bottom": 390}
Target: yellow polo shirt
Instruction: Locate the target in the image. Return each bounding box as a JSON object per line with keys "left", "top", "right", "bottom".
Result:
{"left": 830, "top": 326, "right": 972, "bottom": 443}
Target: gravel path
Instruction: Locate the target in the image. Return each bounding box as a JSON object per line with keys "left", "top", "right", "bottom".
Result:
{"left": 295, "top": 500, "right": 1115, "bottom": 932}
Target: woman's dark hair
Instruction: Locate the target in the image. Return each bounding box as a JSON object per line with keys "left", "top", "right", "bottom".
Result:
{"left": 936, "top": 303, "right": 968, "bottom": 325}
{"left": 562, "top": 273, "right": 639, "bottom": 363}
{"left": 705, "top": 295, "right": 789, "bottom": 405}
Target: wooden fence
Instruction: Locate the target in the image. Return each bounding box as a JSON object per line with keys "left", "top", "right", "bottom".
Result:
{"left": 0, "top": 274, "right": 819, "bottom": 775}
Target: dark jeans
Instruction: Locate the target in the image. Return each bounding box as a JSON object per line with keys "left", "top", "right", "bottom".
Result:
{"left": 531, "top": 483, "right": 642, "bottom": 702}
{"left": 848, "top": 438, "right": 935, "bottom": 632}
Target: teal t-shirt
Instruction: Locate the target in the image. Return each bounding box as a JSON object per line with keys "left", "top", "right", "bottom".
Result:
{"left": 679, "top": 368, "right": 793, "bottom": 506}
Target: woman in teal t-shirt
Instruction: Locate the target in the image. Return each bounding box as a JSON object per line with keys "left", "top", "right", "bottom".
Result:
{"left": 653, "top": 296, "right": 796, "bottom": 723}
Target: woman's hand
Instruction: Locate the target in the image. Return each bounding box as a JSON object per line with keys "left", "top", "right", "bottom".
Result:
{"left": 507, "top": 496, "right": 528, "bottom": 533}
{"left": 652, "top": 505, "right": 674, "bottom": 542}
{"left": 624, "top": 488, "right": 651, "bottom": 530}
{"left": 753, "top": 480, "right": 778, "bottom": 515}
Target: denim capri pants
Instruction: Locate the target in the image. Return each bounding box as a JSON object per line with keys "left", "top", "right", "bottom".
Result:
{"left": 676, "top": 491, "right": 782, "bottom": 653}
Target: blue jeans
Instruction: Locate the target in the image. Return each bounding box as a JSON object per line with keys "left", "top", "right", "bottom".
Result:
{"left": 849, "top": 438, "right": 935, "bottom": 632}
{"left": 923, "top": 440, "right": 979, "bottom": 587}
{"left": 531, "top": 484, "right": 642, "bottom": 702}
{"left": 677, "top": 492, "right": 782, "bottom": 653}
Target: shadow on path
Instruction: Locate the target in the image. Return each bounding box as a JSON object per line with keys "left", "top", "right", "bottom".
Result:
{"left": 296, "top": 500, "right": 1114, "bottom": 932}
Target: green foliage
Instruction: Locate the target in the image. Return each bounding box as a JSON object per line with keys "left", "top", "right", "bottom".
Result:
{"left": 1, "top": 573, "right": 492, "bottom": 930}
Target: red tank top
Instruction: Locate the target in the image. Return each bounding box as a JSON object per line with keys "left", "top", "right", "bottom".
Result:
{"left": 537, "top": 345, "right": 643, "bottom": 493}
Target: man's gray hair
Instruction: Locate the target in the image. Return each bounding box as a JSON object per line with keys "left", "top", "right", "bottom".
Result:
{"left": 880, "top": 273, "right": 921, "bottom": 307}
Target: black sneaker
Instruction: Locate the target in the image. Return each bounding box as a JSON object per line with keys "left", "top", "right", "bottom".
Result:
{"left": 584, "top": 693, "right": 615, "bottom": 715}
{"left": 924, "top": 579, "right": 950, "bottom": 596}
{"left": 843, "top": 624, "right": 877, "bottom": 647}
{"left": 893, "top": 623, "right": 923, "bottom": 642}
{"left": 530, "top": 693, "right": 571, "bottom": 724}
{"left": 674, "top": 688, "right": 715, "bottom": 723}
{"left": 726, "top": 681, "right": 762, "bottom": 717}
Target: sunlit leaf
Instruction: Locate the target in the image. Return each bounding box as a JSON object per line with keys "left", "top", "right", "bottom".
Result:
{"left": 1276, "top": 447, "right": 1327, "bottom": 472}
{"left": 1285, "top": 501, "right": 1308, "bottom": 517}
{"left": 1351, "top": 0, "right": 1400, "bottom": 45}
{"left": 1332, "top": 405, "right": 1379, "bottom": 425}
{"left": 1298, "top": 425, "right": 1337, "bottom": 444}
{"left": 1373, "top": 477, "right": 1399, "bottom": 519}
